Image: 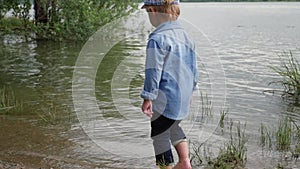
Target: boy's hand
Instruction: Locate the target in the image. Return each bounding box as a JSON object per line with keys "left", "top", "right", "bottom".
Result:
{"left": 142, "top": 100, "right": 153, "bottom": 118}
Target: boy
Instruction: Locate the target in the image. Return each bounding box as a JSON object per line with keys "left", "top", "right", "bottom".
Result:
{"left": 140, "top": 0, "right": 198, "bottom": 169}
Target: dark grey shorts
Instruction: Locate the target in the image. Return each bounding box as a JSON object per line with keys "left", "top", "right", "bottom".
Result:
{"left": 151, "top": 112, "right": 187, "bottom": 166}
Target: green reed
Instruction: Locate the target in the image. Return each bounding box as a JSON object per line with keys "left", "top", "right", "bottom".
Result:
{"left": 37, "top": 103, "right": 73, "bottom": 125}
{"left": 0, "top": 86, "right": 23, "bottom": 114}
{"left": 260, "top": 116, "right": 299, "bottom": 153}
{"left": 190, "top": 120, "right": 248, "bottom": 169}
{"left": 270, "top": 50, "right": 300, "bottom": 101}
{"left": 259, "top": 123, "right": 272, "bottom": 150}
{"left": 259, "top": 116, "right": 300, "bottom": 169}
{"left": 213, "top": 121, "right": 247, "bottom": 169}
{"left": 190, "top": 141, "right": 204, "bottom": 167}
{"left": 219, "top": 108, "right": 228, "bottom": 129}
{"left": 200, "top": 92, "right": 213, "bottom": 118}
{"left": 291, "top": 119, "right": 300, "bottom": 160}
{"left": 276, "top": 117, "right": 293, "bottom": 151}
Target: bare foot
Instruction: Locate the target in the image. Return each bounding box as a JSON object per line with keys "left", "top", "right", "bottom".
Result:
{"left": 173, "top": 160, "right": 192, "bottom": 169}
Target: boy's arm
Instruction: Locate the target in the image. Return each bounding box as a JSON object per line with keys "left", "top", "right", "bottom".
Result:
{"left": 141, "top": 39, "right": 165, "bottom": 116}
{"left": 141, "top": 39, "right": 165, "bottom": 100}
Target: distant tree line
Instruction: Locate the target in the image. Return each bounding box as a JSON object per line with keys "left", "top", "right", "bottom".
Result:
{"left": 180, "top": 0, "right": 300, "bottom": 1}
{"left": 0, "top": 0, "right": 138, "bottom": 41}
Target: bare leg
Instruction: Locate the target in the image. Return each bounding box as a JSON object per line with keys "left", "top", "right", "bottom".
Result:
{"left": 173, "top": 141, "right": 192, "bottom": 169}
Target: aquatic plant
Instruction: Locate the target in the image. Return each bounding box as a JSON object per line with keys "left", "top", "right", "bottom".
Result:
{"left": 259, "top": 123, "right": 272, "bottom": 150}
{"left": 37, "top": 104, "right": 73, "bottom": 125}
{"left": 200, "top": 92, "right": 213, "bottom": 118}
{"left": 190, "top": 120, "right": 248, "bottom": 169}
{"left": 258, "top": 116, "right": 300, "bottom": 169}
{"left": 260, "top": 117, "right": 295, "bottom": 151}
{"left": 189, "top": 141, "right": 204, "bottom": 167}
{"left": 276, "top": 163, "right": 284, "bottom": 169}
{"left": 219, "top": 108, "right": 228, "bottom": 129}
{"left": 275, "top": 117, "right": 293, "bottom": 151}
{"left": 212, "top": 121, "right": 247, "bottom": 169}
{"left": 291, "top": 119, "right": 300, "bottom": 160}
{"left": 0, "top": 86, "right": 23, "bottom": 114}
{"left": 269, "top": 50, "right": 300, "bottom": 101}
{"left": 259, "top": 116, "right": 300, "bottom": 161}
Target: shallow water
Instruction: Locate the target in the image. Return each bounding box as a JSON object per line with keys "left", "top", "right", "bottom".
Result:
{"left": 1, "top": 2, "right": 300, "bottom": 169}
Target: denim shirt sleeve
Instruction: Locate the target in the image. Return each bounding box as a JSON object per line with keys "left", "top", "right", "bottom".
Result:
{"left": 141, "top": 39, "right": 165, "bottom": 100}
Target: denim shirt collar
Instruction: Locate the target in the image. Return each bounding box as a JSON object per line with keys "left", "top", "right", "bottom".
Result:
{"left": 150, "top": 21, "right": 182, "bottom": 37}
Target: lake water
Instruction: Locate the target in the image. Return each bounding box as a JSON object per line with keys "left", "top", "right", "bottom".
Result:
{"left": 0, "top": 2, "right": 300, "bottom": 169}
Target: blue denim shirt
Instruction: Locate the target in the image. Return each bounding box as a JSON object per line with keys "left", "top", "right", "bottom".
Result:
{"left": 141, "top": 21, "right": 198, "bottom": 120}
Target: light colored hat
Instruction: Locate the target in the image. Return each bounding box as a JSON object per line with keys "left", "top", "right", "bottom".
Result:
{"left": 141, "top": 0, "right": 180, "bottom": 9}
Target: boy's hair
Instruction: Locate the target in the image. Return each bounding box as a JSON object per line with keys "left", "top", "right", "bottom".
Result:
{"left": 146, "top": 0, "right": 180, "bottom": 19}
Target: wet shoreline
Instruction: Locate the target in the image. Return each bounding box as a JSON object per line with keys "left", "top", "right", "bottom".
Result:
{"left": 0, "top": 118, "right": 119, "bottom": 169}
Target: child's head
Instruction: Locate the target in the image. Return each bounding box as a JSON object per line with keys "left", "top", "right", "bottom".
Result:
{"left": 142, "top": 0, "right": 180, "bottom": 27}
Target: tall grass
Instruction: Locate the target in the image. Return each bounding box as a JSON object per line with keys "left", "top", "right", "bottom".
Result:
{"left": 259, "top": 123, "right": 272, "bottom": 150}
{"left": 260, "top": 116, "right": 300, "bottom": 155}
{"left": 189, "top": 141, "right": 204, "bottom": 167}
{"left": 219, "top": 108, "right": 228, "bottom": 129}
{"left": 276, "top": 117, "right": 293, "bottom": 151}
{"left": 213, "top": 121, "right": 247, "bottom": 169}
{"left": 259, "top": 116, "right": 300, "bottom": 169}
{"left": 0, "top": 86, "right": 23, "bottom": 114}
{"left": 37, "top": 104, "right": 73, "bottom": 125}
{"left": 291, "top": 119, "right": 300, "bottom": 160}
{"left": 200, "top": 92, "right": 213, "bottom": 118}
{"left": 190, "top": 120, "right": 248, "bottom": 169}
{"left": 270, "top": 50, "right": 300, "bottom": 101}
